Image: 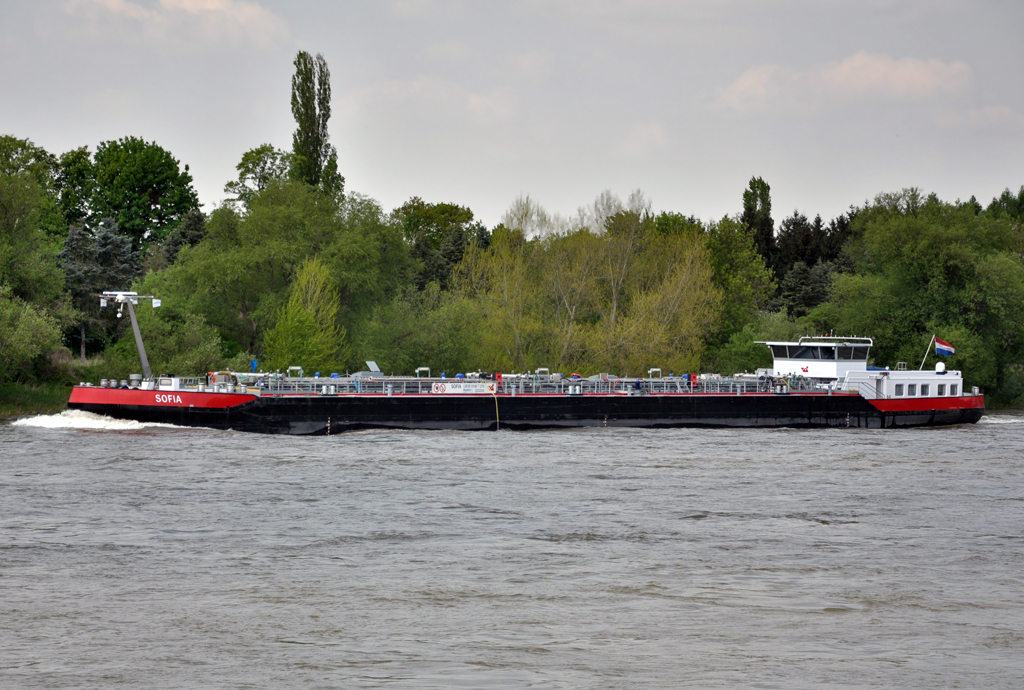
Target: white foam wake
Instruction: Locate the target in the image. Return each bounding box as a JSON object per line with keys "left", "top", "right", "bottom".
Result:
{"left": 12, "top": 409, "right": 179, "bottom": 431}
{"left": 979, "top": 414, "right": 1024, "bottom": 424}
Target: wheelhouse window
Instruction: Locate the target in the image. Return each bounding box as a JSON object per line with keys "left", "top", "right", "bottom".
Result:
{"left": 938, "top": 384, "right": 946, "bottom": 396}
{"left": 951, "top": 384, "right": 958, "bottom": 396}
{"left": 820, "top": 346, "right": 836, "bottom": 360}
{"left": 895, "top": 384, "right": 904, "bottom": 396}
{"left": 791, "top": 346, "right": 820, "bottom": 359}
{"left": 771, "top": 345, "right": 789, "bottom": 358}
{"left": 921, "top": 384, "right": 930, "bottom": 396}
{"left": 852, "top": 346, "right": 870, "bottom": 360}
{"left": 908, "top": 384, "right": 917, "bottom": 396}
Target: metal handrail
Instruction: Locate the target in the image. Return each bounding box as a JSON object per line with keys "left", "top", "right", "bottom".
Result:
{"left": 159, "top": 372, "right": 819, "bottom": 397}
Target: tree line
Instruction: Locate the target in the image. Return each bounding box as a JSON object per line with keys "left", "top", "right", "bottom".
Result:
{"left": 2, "top": 51, "right": 1024, "bottom": 406}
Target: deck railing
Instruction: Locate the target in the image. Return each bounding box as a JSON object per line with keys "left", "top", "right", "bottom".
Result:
{"left": 162, "top": 372, "right": 823, "bottom": 396}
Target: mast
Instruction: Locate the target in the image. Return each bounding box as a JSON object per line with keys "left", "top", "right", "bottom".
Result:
{"left": 124, "top": 298, "right": 152, "bottom": 380}
{"left": 101, "top": 291, "right": 160, "bottom": 380}
{"left": 919, "top": 334, "right": 935, "bottom": 371}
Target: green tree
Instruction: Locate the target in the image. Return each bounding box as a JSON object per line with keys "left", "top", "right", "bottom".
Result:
{"left": 599, "top": 230, "right": 721, "bottom": 376}
{"left": 54, "top": 146, "right": 95, "bottom": 228}
{"left": 290, "top": 51, "right": 343, "bottom": 196}
{"left": 536, "top": 229, "right": 601, "bottom": 369}
{"left": 92, "top": 136, "right": 200, "bottom": 249}
{"left": 986, "top": 186, "right": 1024, "bottom": 221}
{"left": 0, "top": 136, "right": 74, "bottom": 381}
{"left": 0, "top": 135, "right": 66, "bottom": 239}
{"left": 775, "top": 211, "right": 824, "bottom": 280}
{"left": 741, "top": 176, "right": 775, "bottom": 269}
{"left": 357, "top": 283, "right": 481, "bottom": 376}
{"left": 822, "top": 211, "right": 855, "bottom": 270}
{"left": 0, "top": 145, "right": 72, "bottom": 313}
{"left": 141, "top": 181, "right": 406, "bottom": 361}
{"left": 263, "top": 256, "right": 351, "bottom": 372}
{"left": 457, "top": 225, "right": 541, "bottom": 371}
{"left": 0, "top": 284, "right": 65, "bottom": 383}
{"left": 0, "top": 135, "right": 57, "bottom": 186}
{"left": 705, "top": 215, "right": 776, "bottom": 343}
{"left": 393, "top": 197, "right": 484, "bottom": 289}
{"left": 653, "top": 211, "right": 702, "bottom": 237}
{"left": 162, "top": 209, "right": 206, "bottom": 265}
{"left": 598, "top": 209, "right": 649, "bottom": 329}
{"left": 775, "top": 260, "right": 833, "bottom": 318}
{"left": 710, "top": 311, "right": 803, "bottom": 375}
{"left": 223, "top": 144, "right": 293, "bottom": 208}
{"left": 457, "top": 202, "right": 723, "bottom": 377}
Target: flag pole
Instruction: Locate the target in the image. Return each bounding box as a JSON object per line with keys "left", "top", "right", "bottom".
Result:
{"left": 919, "top": 334, "right": 935, "bottom": 370}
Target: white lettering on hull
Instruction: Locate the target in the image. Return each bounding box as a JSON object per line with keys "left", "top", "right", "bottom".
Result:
{"left": 155, "top": 394, "right": 183, "bottom": 403}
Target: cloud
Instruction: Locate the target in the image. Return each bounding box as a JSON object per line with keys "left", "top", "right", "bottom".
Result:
{"left": 385, "top": 0, "right": 466, "bottom": 20}
{"left": 346, "top": 76, "right": 515, "bottom": 125}
{"left": 617, "top": 123, "right": 669, "bottom": 157}
{"left": 820, "top": 52, "right": 971, "bottom": 99}
{"left": 425, "top": 40, "right": 473, "bottom": 61}
{"left": 718, "top": 52, "right": 973, "bottom": 113}
{"left": 716, "top": 64, "right": 785, "bottom": 113}
{"left": 936, "top": 105, "right": 1024, "bottom": 129}
{"left": 64, "top": 0, "right": 289, "bottom": 47}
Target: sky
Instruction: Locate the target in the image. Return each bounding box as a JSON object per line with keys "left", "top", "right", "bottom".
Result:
{"left": 2, "top": 0, "right": 1022, "bottom": 228}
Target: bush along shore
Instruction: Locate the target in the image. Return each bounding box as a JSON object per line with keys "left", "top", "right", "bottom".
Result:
{"left": 0, "top": 383, "right": 73, "bottom": 416}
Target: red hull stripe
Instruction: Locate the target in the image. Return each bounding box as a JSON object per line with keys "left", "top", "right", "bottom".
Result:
{"left": 69, "top": 387, "right": 256, "bottom": 409}
{"left": 868, "top": 395, "right": 984, "bottom": 413}
{"left": 67, "top": 387, "right": 983, "bottom": 415}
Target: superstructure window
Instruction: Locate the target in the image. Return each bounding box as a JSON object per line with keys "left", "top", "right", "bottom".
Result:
{"left": 895, "top": 384, "right": 904, "bottom": 396}
{"left": 921, "top": 384, "right": 929, "bottom": 396}
{"left": 951, "top": 384, "right": 958, "bottom": 396}
{"left": 837, "top": 346, "right": 854, "bottom": 360}
{"left": 908, "top": 384, "right": 917, "bottom": 396}
{"left": 820, "top": 346, "right": 836, "bottom": 360}
{"left": 852, "top": 346, "right": 870, "bottom": 360}
{"left": 938, "top": 384, "right": 946, "bottom": 396}
{"left": 791, "top": 346, "right": 820, "bottom": 359}
{"left": 771, "top": 345, "right": 789, "bottom": 358}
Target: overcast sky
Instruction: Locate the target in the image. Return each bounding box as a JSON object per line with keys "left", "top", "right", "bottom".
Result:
{"left": 2, "top": 0, "right": 1022, "bottom": 227}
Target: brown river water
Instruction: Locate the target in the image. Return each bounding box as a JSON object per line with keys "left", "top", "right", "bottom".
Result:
{"left": 2, "top": 411, "right": 1023, "bottom": 688}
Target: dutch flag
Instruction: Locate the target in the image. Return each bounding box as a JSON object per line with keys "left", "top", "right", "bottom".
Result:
{"left": 935, "top": 338, "right": 955, "bottom": 356}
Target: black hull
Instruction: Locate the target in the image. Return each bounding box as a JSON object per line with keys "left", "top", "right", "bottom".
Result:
{"left": 69, "top": 393, "right": 986, "bottom": 435}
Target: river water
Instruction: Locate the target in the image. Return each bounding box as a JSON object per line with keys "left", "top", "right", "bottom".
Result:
{"left": 2, "top": 411, "right": 1023, "bottom": 688}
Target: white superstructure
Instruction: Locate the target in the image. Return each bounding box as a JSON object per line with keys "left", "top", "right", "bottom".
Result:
{"left": 759, "top": 336, "right": 968, "bottom": 400}
{"left": 838, "top": 364, "right": 965, "bottom": 400}
{"left": 759, "top": 336, "right": 873, "bottom": 380}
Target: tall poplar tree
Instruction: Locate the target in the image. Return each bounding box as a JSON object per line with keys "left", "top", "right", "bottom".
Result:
{"left": 742, "top": 176, "right": 775, "bottom": 272}
{"left": 290, "top": 51, "right": 343, "bottom": 196}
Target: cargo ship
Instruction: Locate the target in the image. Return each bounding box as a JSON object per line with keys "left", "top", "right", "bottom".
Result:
{"left": 66, "top": 292, "right": 985, "bottom": 434}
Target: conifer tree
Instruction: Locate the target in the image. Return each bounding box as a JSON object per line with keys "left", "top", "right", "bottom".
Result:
{"left": 58, "top": 219, "right": 138, "bottom": 360}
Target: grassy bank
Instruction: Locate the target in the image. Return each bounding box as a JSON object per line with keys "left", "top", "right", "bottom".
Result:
{"left": 0, "top": 383, "right": 72, "bottom": 416}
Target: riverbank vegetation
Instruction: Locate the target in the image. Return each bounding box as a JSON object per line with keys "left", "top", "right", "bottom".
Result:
{"left": 3, "top": 51, "right": 1024, "bottom": 412}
